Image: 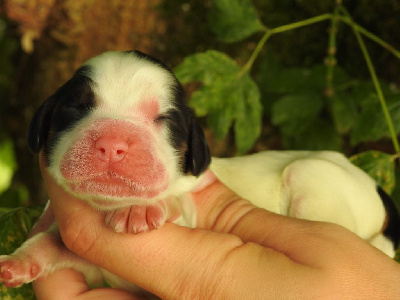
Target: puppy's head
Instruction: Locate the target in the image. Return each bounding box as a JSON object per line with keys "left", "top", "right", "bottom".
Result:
{"left": 28, "top": 50, "right": 210, "bottom": 208}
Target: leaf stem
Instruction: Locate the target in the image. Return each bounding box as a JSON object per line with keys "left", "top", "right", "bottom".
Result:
{"left": 240, "top": 13, "right": 333, "bottom": 76}
{"left": 269, "top": 13, "right": 333, "bottom": 35}
{"left": 240, "top": 30, "right": 272, "bottom": 76}
{"left": 341, "top": 8, "right": 400, "bottom": 153}
{"left": 339, "top": 16, "right": 400, "bottom": 60}
{"left": 325, "top": 2, "right": 341, "bottom": 97}
{"left": 238, "top": 6, "right": 400, "bottom": 153}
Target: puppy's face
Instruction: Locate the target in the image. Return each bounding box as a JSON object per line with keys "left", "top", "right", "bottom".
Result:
{"left": 28, "top": 51, "right": 210, "bottom": 209}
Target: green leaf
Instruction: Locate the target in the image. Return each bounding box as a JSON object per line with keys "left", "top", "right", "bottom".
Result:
{"left": 256, "top": 52, "right": 283, "bottom": 116}
{"left": 175, "top": 51, "right": 262, "bottom": 153}
{"left": 351, "top": 95, "right": 400, "bottom": 145}
{"left": 350, "top": 151, "right": 396, "bottom": 194}
{"left": 352, "top": 80, "right": 396, "bottom": 107}
{"left": 0, "top": 283, "right": 36, "bottom": 300}
{"left": 0, "top": 207, "right": 43, "bottom": 254}
{"left": 282, "top": 119, "right": 341, "bottom": 151}
{"left": 263, "top": 68, "right": 313, "bottom": 94}
{"left": 308, "top": 65, "right": 350, "bottom": 91}
{"left": 0, "top": 206, "right": 43, "bottom": 299}
{"left": 175, "top": 50, "right": 239, "bottom": 84}
{"left": 234, "top": 75, "right": 262, "bottom": 153}
{"left": 262, "top": 64, "right": 350, "bottom": 95}
{"left": 271, "top": 92, "right": 324, "bottom": 135}
{"left": 328, "top": 92, "right": 357, "bottom": 134}
{"left": 0, "top": 135, "right": 17, "bottom": 194}
{"left": 208, "top": 0, "right": 265, "bottom": 43}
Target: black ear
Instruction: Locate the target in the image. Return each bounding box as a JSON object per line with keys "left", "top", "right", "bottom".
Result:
{"left": 26, "top": 95, "right": 58, "bottom": 154}
{"left": 185, "top": 119, "right": 211, "bottom": 176}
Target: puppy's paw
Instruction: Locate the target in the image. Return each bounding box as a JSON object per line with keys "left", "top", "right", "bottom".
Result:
{"left": 105, "top": 202, "right": 168, "bottom": 233}
{"left": 0, "top": 255, "right": 41, "bottom": 287}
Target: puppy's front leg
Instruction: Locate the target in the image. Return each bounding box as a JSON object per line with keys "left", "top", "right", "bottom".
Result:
{"left": 0, "top": 224, "right": 102, "bottom": 288}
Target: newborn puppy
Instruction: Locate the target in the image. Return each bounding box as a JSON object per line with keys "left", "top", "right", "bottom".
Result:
{"left": 0, "top": 50, "right": 399, "bottom": 293}
{"left": 0, "top": 50, "right": 211, "bottom": 292}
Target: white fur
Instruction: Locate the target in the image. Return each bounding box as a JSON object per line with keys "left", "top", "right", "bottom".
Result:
{"left": 48, "top": 51, "right": 199, "bottom": 208}
{"left": 86, "top": 52, "right": 176, "bottom": 115}
{"left": 209, "top": 151, "right": 393, "bottom": 257}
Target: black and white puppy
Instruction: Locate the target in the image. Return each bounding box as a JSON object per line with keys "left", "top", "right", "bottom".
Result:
{"left": 0, "top": 50, "right": 399, "bottom": 292}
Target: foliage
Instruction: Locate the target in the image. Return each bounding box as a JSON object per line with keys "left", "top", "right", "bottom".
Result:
{"left": 0, "top": 206, "right": 43, "bottom": 299}
{"left": 0, "top": 19, "right": 17, "bottom": 196}
{"left": 350, "top": 151, "right": 397, "bottom": 194}
{"left": 0, "top": 18, "right": 40, "bottom": 298}
{"left": 0, "top": 134, "right": 17, "bottom": 195}
{"left": 175, "top": 0, "right": 400, "bottom": 155}
{"left": 208, "top": 0, "right": 265, "bottom": 43}
{"left": 175, "top": 50, "right": 262, "bottom": 153}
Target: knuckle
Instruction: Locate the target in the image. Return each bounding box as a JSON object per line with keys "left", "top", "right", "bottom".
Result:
{"left": 59, "top": 216, "right": 100, "bottom": 257}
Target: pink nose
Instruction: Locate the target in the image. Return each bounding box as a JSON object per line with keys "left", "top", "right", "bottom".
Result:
{"left": 95, "top": 137, "right": 129, "bottom": 163}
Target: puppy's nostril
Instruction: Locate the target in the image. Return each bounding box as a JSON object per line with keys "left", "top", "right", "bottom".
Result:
{"left": 95, "top": 137, "right": 129, "bottom": 163}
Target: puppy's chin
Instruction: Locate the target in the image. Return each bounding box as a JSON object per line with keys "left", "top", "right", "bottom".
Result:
{"left": 86, "top": 197, "right": 149, "bottom": 211}
{"left": 67, "top": 175, "right": 168, "bottom": 198}
{"left": 59, "top": 176, "right": 169, "bottom": 210}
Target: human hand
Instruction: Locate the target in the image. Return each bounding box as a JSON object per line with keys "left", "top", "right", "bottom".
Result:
{"left": 33, "top": 157, "right": 400, "bottom": 299}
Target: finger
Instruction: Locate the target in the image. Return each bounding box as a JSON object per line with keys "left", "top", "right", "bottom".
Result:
{"left": 33, "top": 268, "right": 138, "bottom": 300}
{"left": 55, "top": 214, "right": 319, "bottom": 299}
{"left": 192, "top": 179, "right": 382, "bottom": 266}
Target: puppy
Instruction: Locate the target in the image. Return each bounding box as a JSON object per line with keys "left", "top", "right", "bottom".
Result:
{"left": 0, "top": 50, "right": 399, "bottom": 293}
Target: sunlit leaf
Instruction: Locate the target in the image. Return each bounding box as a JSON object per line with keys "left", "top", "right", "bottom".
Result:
{"left": 208, "top": 0, "right": 265, "bottom": 42}
{"left": 350, "top": 150, "right": 396, "bottom": 194}
{"left": 175, "top": 50, "right": 262, "bottom": 153}
{"left": 0, "top": 135, "right": 17, "bottom": 194}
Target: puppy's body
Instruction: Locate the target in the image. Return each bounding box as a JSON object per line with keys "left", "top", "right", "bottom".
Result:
{"left": 0, "top": 51, "right": 398, "bottom": 293}
{"left": 211, "top": 151, "right": 396, "bottom": 257}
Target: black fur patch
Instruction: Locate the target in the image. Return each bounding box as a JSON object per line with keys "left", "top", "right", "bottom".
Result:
{"left": 377, "top": 186, "right": 400, "bottom": 249}
{"left": 27, "top": 66, "right": 95, "bottom": 164}
{"left": 129, "top": 50, "right": 211, "bottom": 175}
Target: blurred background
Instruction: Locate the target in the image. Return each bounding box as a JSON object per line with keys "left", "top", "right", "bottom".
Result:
{"left": 0, "top": 0, "right": 399, "bottom": 206}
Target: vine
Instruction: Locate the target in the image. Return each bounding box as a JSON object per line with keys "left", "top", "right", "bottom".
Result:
{"left": 176, "top": 1, "right": 400, "bottom": 263}
{"left": 175, "top": 0, "right": 400, "bottom": 195}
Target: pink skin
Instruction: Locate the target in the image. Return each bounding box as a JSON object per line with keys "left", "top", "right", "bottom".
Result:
{"left": 0, "top": 259, "right": 41, "bottom": 288}
{"left": 105, "top": 202, "right": 168, "bottom": 234}
{"left": 60, "top": 119, "right": 169, "bottom": 199}
{"left": 0, "top": 222, "right": 97, "bottom": 288}
{"left": 60, "top": 116, "right": 174, "bottom": 232}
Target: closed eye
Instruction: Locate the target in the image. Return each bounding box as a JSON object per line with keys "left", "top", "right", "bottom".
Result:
{"left": 65, "top": 103, "right": 91, "bottom": 112}
{"left": 154, "top": 114, "right": 170, "bottom": 123}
